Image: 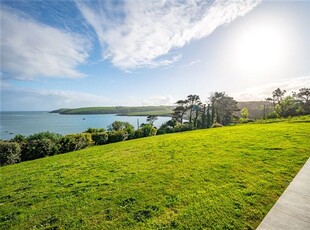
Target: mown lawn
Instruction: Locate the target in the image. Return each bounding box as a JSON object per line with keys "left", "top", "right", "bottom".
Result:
{"left": 1, "top": 118, "right": 309, "bottom": 229}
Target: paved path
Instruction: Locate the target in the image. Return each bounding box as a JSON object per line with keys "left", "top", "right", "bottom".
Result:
{"left": 257, "top": 158, "right": 310, "bottom": 230}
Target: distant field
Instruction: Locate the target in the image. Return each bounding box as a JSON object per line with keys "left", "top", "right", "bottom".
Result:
{"left": 1, "top": 117, "right": 309, "bottom": 229}
{"left": 51, "top": 106, "right": 174, "bottom": 116}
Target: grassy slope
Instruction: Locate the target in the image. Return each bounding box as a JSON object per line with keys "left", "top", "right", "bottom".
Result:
{"left": 51, "top": 106, "right": 174, "bottom": 116}
{"left": 1, "top": 119, "right": 310, "bottom": 229}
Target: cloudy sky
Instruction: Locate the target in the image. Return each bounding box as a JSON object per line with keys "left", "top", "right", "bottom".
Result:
{"left": 1, "top": 0, "right": 310, "bottom": 111}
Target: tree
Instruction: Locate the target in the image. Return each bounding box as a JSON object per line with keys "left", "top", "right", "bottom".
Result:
{"left": 166, "top": 119, "right": 177, "bottom": 128}
{"left": 211, "top": 99, "right": 215, "bottom": 125}
{"left": 206, "top": 104, "right": 211, "bottom": 128}
{"left": 108, "top": 121, "right": 134, "bottom": 132}
{"left": 108, "top": 121, "right": 135, "bottom": 139}
{"left": 139, "top": 124, "right": 157, "bottom": 137}
{"left": 201, "top": 104, "right": 207, "bottom": 128}
{"left": 281, "top": 96, "right": 300, "bottom": 117}
{"left": 209, "top": 92, "right": 239, "bottom": 125}
{"left": 172, "top": 99, "right": 188, "bottom": 123}
{"left": 146, "top": 115, "right": 158, "bottom": 126}
{"left": 266, "top": 88, "right": 287, "bottom": 117}
{"left": 240, "top": 107, "right": 249, "bottom": 123}
{"left": 187, "top": 94, "right": 201, "bottom": 125}
{"left": 0, "top": 141, "right": 21, "bottom": 166}
{"left": 108, "top": 121, "right": 125, "bottom": 131}
{"left": 193, "top": 101, "right": 202, "bottom": 128}
{"left": 241, "top": 107, "right": 249, "bottom": 119}
{"left": 293, "top": 88, "right": 310, "bottom": 114}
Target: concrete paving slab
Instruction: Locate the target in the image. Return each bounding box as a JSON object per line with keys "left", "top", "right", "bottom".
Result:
{"left": 257, "top": 158, "right": 310, "bottom": 230}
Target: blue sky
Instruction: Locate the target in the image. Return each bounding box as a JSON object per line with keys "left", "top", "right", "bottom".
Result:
{"left": 1, "top": 0, "right": 310, "bottom": 111}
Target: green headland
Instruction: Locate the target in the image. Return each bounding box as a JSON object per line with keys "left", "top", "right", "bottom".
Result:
{"left": 50, "top": 106, "right": 174, "bottom": 116}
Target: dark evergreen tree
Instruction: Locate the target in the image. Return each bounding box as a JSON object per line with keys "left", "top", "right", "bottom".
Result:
{"left": 206, "top": 104, "right": 211, "bottom": 128}
{"left": 209, "top": 92, "right": 239, "bottom": 125}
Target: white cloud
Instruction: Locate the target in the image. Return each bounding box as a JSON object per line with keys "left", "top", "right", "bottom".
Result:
{"left": 142, "top": 95, "right": 175, "bottom": 106}
{"left": 232, "top": 76, "right": 310, "bottom": 101}
{"left": 77, "top": 0, "right": 261, "bottom": 70}
{"left": 1, "top": 87, "right": 112, "bottom": 111}
{"left": 1, "top": 86, "right": 175, "bottom": 111}
{"left": 179, "top": 59, "right": 201, "bottom": 68}
{"left": 1, "top": 7, "right": 90, "bottom": 80}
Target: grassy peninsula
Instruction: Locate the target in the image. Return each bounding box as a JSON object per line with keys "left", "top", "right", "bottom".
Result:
{"left": 1, "top": 117, "right": 309, "bottom": 229}
{"left": 50, "top": 106, "right": 174, "bottom": 116}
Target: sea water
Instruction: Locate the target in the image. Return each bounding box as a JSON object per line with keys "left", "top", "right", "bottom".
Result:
{"left": 0, "top": 111, "right": 171, "bottom": 140}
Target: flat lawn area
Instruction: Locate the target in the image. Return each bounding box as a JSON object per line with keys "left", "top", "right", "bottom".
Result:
{"left": 1, "top": 119, "right": 309, "bottom": 229}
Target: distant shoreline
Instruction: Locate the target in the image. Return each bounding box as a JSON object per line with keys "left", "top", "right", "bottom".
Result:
{"left": 50, "top": 106, "right": 174, "bottom": 117}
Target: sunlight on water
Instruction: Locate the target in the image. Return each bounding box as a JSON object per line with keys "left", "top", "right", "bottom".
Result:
{"left": 0, "top": 112, "right": 171, "bottom": 140}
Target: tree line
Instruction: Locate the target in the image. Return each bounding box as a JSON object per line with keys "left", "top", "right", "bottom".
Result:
{"left": 161, "top": 92, "right": 239, "bottom": 132}
{"left": 1, "top": 88, "right": 309, "bottom": 166}
{"left": 266, "top": 87, "right": 310, "bottom": 118}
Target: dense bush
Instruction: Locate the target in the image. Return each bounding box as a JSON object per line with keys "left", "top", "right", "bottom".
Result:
{"left": 142, "top": 124, "right": 157, "bottom": 137}
{"left": 23, "top": 138, "right": 59, "bottom": 160}
{"left": 240, "top": 118, "right": 249, "bottom": 123}
{"left": 107, "top": 131, "right": 128, "bottom": 143}
{"left": 174, "top": 123, "right": 193, "bottom": 132}
{"left": 9, "top": 132, "right": 94, "bottom": 161}
{"left": 27, "top": 131, "right": 62, "bottom": 142}
{"left": 59, "top": 136, "right": 79, "bottom": 153}
{"left": 108, "top": 121, "right": 135, "bottom": 139}
{"left": 91, "top": 132, "right": 108, "bottom": 145}
{"left": 134, "top": 129, "right": 144, "bottom": 138}
{"left": 158, "top": 122, "right": 193, "bottom": 135}
{"left": 0, "top": 141, "right": 21, "bottom": 166}
{"left": 267, "top": 111, "right": 280, "bottom": 119}
{"left": 18, "top": 132, "right": 62, "bottom": 161}
{"left": 83, "top": 128, "right": 105, "bottom": 133}
{"left": 62, "top": 133, "right": 93, "bottom": 151}
{"left": 211, "top": 122, "right": 223, "bottom": 128}
{"left": 11, "top": 134, "right": 26, "bottom": 143}
{"left": 157, "top": 121, "right": 174, "bottom": 135}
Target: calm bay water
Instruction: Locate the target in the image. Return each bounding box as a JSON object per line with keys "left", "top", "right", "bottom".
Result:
{"left": 0, "top": 111, "right": 171, "bottom": 140}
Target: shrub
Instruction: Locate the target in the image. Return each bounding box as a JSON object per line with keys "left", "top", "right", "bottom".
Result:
{"left": 267, "top": 111, "right": 280, "bottom": 119}
{"left": 140, "top": 124, "right": 157, "bottom": 137}
{"left": 0, "top": 141, "right": 21, "bottom": 166}
{"left": 59, "top": 136, "right": 78, "bottom": 153}
{"left": 27, "top": 131, "right": 62, "bottom": 142}
{"left": 107, "top": 131, "right": 128, "bottom": 143}
{"left": 124, "top": 126, "right": 135, "bottom": 140}
{"left": 23, "top": 138, "right": 58, "bottom": 160}
{"left": 240, "top": 118, "right": 249, "bottom": 123}
{"left": 156, "top": 129, "right": 166, "bottom": 135}
{"left": 108, "top": 121, "right": 135, "bottom": 139}
{"left": 158, "top": 123, "right": 174, "bottom": 135}
{"left": 19, "top": 132, "right": 63, "bottom": 161}
{"left": 11, "top": 134, "right": 26, "bottom": 143}
{"left": 134, "top": 129, "right": 144, "bottom": 139}
{"left": 211, "top": 122, "right": 223, "bottom": 128}
{"left": 91, "top": 132, "right": 108, "bottom": 145}
{"left": 61, "top": 133, "right": 93, "bottom": 152}
{"left": 149, "top": 127, "right": 157, "bottom": 136}
{"left": 83, "top": 128, "right": 105, "bottom": 133}
{"left": 174, "top": 123, "right": 193, "bottom": 132}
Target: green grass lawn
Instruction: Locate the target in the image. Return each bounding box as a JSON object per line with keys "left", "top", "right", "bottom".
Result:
{"left": 1, "top": 118, "right": 309, "bottom": 229}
